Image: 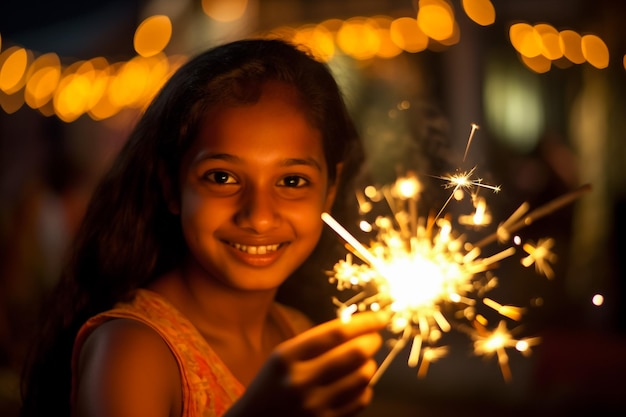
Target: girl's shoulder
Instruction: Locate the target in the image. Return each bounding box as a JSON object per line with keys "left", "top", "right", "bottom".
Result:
{"left": 74, "top": 318, "right": 182, "bottom": 417}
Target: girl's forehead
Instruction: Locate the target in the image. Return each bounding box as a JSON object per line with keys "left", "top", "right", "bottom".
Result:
{"left": 184, "top": 86, "right": 326, "bottom": 168}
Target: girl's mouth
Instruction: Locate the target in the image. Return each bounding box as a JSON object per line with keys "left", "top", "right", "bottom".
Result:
{"left": 230, "top": 242, "right": 281, "bottom": 255}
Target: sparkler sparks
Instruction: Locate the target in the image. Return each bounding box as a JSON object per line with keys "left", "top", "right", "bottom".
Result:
{"left": 323, "top": 124, "right": 591, "bottom": 385}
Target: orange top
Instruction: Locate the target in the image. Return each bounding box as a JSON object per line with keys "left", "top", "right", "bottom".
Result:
{"left": 71, "top": 288, "right": 311, "bottom": 417}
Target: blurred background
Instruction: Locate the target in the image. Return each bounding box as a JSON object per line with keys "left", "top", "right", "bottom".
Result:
{"left": 1, "top": 0, "right": 625, "bottom": 416}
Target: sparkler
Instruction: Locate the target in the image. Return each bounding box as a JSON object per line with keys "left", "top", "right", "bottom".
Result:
{"left": 323, "top": 124, "right": 590, "bottom": 384}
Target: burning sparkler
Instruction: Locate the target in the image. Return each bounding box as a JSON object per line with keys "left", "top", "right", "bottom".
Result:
{"left": 323, "top": 124, "right": 590, "bottom": 384}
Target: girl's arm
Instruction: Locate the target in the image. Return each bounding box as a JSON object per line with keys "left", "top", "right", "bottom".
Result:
{"left": 75, "top": 312, "right": 386, "bottom": 417}
{"left": 74, "top": 319, "right": 182, "bottom": 417}
{"left": 225, "top": 311, "right": 386, "bottom": 417}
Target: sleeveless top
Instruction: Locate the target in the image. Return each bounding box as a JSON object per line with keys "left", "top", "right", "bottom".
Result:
{"left": 70, "top": 288, "right": 312, "bottom": 417}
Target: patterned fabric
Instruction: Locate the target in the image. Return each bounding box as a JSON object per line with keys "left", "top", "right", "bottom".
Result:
{"left": 71, "top": 288, "right": 310, "bottom": 417}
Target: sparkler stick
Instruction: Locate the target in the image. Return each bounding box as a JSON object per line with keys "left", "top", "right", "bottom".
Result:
{"left": 474, "top": 183, "right": 592, "bottom": 248}
{"left": 321, "top": 212, "right": 381, "bottom": 268}
{"left": 463, "top": 123, "right": 480, "bottom": 162}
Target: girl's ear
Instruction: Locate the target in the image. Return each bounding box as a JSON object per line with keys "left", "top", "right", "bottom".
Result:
{"left": 323, "top": 163, "right": 343, "bottom": 212}
{"left": 159, "top": 163, "right": 180, "bottom": 215}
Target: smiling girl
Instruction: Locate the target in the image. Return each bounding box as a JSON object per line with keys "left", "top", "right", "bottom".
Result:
{"left": 19, "top": 38, "right": 386, "bottom": 417}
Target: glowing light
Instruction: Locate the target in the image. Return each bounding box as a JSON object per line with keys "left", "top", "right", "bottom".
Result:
{"left": 521, "top": 238, "right": 557, "bottom": 279}
{"left": 0, "top": 46, "right": 30, "bottom": 94}
{"left": 371, "top": 16, "right": 403, "bottom": 59}
{"left": 559, "top": 30, "right": 585, "bottom": 64}
{"left": 417, "top": 0, "right": 455, "bottom": 41}
{"left": 461, "top": 0, "right": 495, "bottom": 26}
{"left": 134, "top": 15, "right": 172, "bottom": 58}
{"left": 202, "top": 0, "right": 248, "bottom": 22}
{"left": 337, "top": 17, "right": 381, "bottom": 60}
{"left": 108, "top": 57, "right": 152, "bottom": 108}
{"left": 592, "top": 294, "right": 604, "bottom": 306}
{"left": 389, "top": 17, "right": 429, "bottom": 53}
{"left": 520, "top": 53, "right": 552, "bottom": 74}
{"left": 24, "top": 53, "right": 61, "bottom": 109}
{"left": 535, "top": 23, "right": 562, "bottom": 60}
{"left": 463, "top": 123, "right": 480, "bottom": 162}
{"left": 509, "top": 23, "right": 542, "bottom": 58}
{"left": 53, "top": 72, "right": 92, "bottom": 123}
{"left": 293, "top": 24, "right": 335, "bottom": 62}
{"left": 324, "top": 122, "right": 590, "bottom": 383}
{"left": 581, "top": 34, "right": 609, "bottom": 69}
{"left": 431, "top": 165, "right": 501, "bottom": 220}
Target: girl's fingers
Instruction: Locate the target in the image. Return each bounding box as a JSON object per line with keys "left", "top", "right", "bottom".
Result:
{"left": 276, "top": 311, "right": 388, "bottom": 361}
{"left": 301, "top": 359, "right": 379, "bottom": 417}
{"left": 291, "top": 332, "right": 382, "bottom": 386}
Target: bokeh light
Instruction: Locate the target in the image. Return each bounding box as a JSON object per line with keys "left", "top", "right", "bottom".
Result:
{"left": 581, "top": 34, "right": 609, "bottom": 69}
{"left": 417, "top": 0, "right": 455, "bottom": 41}
{"left": 389, "top": 17, "right": 429, "bottom": 53}
{"left": 202, "top": 0, "right": 248, "bottom": 22}
{"left": 134, "top": 15, "right": 172, "bottom": 57}
{"left": 0, "top": 46, "right": 30, "bottom": 95}
{"left": 461, "top": 0, "right": 496, "bottom": 26}
{"left": 559, "top": 30, "right": 585, "bottom": 64}
{"left": 0, "top": 2, "right": 618, "bottom": 121}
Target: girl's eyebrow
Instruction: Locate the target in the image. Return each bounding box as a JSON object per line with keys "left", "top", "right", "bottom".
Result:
{"left": 196, "top": 152, "right": 238, "bottom": 163}
{"left": 195, "top": 152, "right": 323, "bottom": 172}
{"left": 280, "top": 157, "right": 323, "bottom": 172}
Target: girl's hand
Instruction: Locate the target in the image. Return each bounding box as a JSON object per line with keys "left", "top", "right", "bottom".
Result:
{"left": 225, "top": 311, "right": 387, "bottom": 417}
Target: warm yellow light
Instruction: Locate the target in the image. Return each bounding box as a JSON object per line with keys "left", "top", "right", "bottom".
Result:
{"left": 0, "top": 90, "right": 24, "bottom": 114}
{"left": 140, "top": 53, "right": 172, "bottom": 108}
{"left": 434, "top": 20, "right": 460, "bottom": 46}
{"left": 390, "top": 17, "right": 428, "bottom": 53}
{"left": 622, "top": 54, "right": 626, "bottom": 71}
{"left": 336, "top": 17, "right": 380, "bottom": 60}
{"left": 202, "top": 0, "right": 247, "bottom": 22}
{"left": 417, "top": 0, "right": 455, "bottom": 41}
{"left": 25, "top": 66, "right": 61, "bottom": 109}
{"left": 535, "top": 23, "right": 562, "bottom": 60}
{"left": 318, "top": 18, "right": 344, "bottom": 34}
{"left": 394, "top": 174, "right": 420, "bottom": 199}
{"left": 87, "top": 73, "right": 118, "bottom": 121}
{"left": 461, "top": 0, "right": 495, "bottom": 26}
{"left": 54, "top": 72, "right": 91, "bottom": 122}
{"left": 581, "top": 34, "right": 609, "bottom": 69}
{"left": 24, "top": 53, "right": 61, "bottom": 109}
{"left": 520, "top": 53, "right": 552, "bottom": 73}
{"left": 509, "top": 23, "right": 542, "bottom": 58}
{"left": 371, "top": 16, "right": 403, "bottom": 59}
{"left": 109, "top": 57, "right": 150, "bottom": 108}
{"left": 363, "top": 186, "right": 377, "bottom": 200}
{"left": 592, "top": 294, "right": 604, "bottom": 306}
{"left": 134, "top": 15, "right": 172, "bottom": 57}
{"left": 292, "top": 24, "right": 335, "bottom": 62}
{"left": 559, "top": 30, "right": 585, "bottom": 64}
{"left": 0, "top": 46, "right": 30, "bottom": 94}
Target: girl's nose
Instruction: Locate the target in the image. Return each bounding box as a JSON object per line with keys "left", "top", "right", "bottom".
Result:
{"left": 234, "top": 187, "right": 280, "bottom": 233}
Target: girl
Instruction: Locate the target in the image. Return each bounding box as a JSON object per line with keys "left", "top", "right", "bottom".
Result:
{"left": 19, "top": 38, "right": 386, "bottom": 417}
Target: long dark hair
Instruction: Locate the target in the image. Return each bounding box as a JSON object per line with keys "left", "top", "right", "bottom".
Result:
{"left": 19, "top": 38, "right": 363, "bottom": 417}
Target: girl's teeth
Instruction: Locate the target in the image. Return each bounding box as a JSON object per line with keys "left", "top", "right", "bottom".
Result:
{"left": 232, "top": 243, "right": 279, "bottom": 254}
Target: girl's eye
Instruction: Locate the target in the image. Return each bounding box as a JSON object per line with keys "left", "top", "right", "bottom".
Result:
{"left": 205, "top": 171, "right": 237, "bottom": 184}
{"left": 279, "top": 175, "right": 309, "bottom": 188}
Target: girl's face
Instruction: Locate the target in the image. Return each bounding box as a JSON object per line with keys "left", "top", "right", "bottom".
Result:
{"left": 176, "top": 82, "right": 338, "bottom": 292}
